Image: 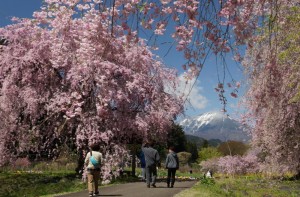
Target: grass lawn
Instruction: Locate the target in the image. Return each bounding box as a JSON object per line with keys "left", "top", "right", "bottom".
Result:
{"left": 174, "top": 175, "right": 300, "bottom": 197}
{"left": 0, "top": 166, "right": 199, "bottom": 197}
{"left": 0, "top": 168, "right": 146, "bottom": 197}
{"left": 2, "top": 166, "right": 299, "bottom": 197}
{"left": 0, "top": 171, "right": 86, "bottom": 197}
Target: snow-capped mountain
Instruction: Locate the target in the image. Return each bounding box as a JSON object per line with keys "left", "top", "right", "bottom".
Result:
{"left": 179, "top": 112, "right": 250, "bottom": 142}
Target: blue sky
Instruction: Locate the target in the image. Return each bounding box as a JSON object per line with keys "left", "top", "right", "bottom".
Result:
{"left": 0, "top": 0, "right": 246, "bottom": 119}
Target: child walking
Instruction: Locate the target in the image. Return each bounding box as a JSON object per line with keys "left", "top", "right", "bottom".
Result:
{"left": 165, "top": 146, "right": 179, "bottom": 188}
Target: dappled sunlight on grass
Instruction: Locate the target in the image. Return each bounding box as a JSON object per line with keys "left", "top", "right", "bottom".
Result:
{"left": 0, "top": 171, "right": 85, "bottom": 197}
{"left": 174, "top": 174, "right": 300, "bottom": 197}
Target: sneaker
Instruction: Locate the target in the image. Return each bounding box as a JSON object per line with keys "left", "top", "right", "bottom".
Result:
{"left": 89, "top": 193, "right": 93, "bottom": 197}
{"left": 151, "top": 183, "right": 156, "bottom": 188}
{"left": 94, "top": 192, "right": 100, "bottom": 196}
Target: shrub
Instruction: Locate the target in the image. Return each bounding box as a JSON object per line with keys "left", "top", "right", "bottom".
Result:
{"left": 200, "top": 177, "right": 215, "bottom": 185}
{"left": 197, "top": 147, "right": 222, "bottom": 163}
{"left": 200, "top": 150, "right": 260, "bottom": 175}
{"left": 200, "top": 157, "right": 219, "bottom": 173}
{"left": 189, "top": 162, "right": 202, "bottom": 173}
{"left": 177, "top": 152, "right": 192, "bottom": 166}
{"left": 217, "top": 153, "right": 260, "bottom": 175}
{"left": 12, "top": 157, "right": 31, "bottom": 170}
{"left": 218, "top": 155, "right": 246, "bottom": 175}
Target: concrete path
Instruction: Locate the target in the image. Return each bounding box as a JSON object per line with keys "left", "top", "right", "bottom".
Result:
{"left": 56, "top": 180, "right": 196, "bottom": 197}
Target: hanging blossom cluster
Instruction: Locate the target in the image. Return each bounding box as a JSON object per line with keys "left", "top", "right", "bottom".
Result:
{"left": 242, "top": 4, "right": 300, "bottom": 175}
{"left": 23, "top": 0, "right": 288, "bottom": 78}
{"left": 0, "top": 0, "right": 183, "bottom": 176}
{"left": 11, "top": 0, "right": 292, "bottom": 107}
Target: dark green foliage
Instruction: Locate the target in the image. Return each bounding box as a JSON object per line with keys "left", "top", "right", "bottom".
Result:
{"left": 165, "top": 124, "right": 224, "bottom": 163}
{"left": 200, "top": 177, "right": 216, "bottom": 185}
{"left": 167, "top": 123, "right": 187, "bottom": 152}
{"left": 185, "top": 135, "right": 222, "bottom": 149}
{"left": 207, "top": 139, "right": 222, "bottom": 147}
{"left": 202, "top": 139, "right": 209, "bottom": 148}
{"left": 152, "top": 143, "right": 167, "bottom": 161}
{"left": 185, "top": 135, "right": 206, "bottom": 149}
{"left": 185, "top": 142, "right": 198, "bottom": 162}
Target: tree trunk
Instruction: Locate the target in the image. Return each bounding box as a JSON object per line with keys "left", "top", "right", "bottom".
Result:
{"left": 294, "top": 171, "right": 300, "bottom": 180}
{"left": 131, "top": 146, "right": 136, "bottom": 177}
{"left": 75, "top": 150, "right": 84, "bottom": 177}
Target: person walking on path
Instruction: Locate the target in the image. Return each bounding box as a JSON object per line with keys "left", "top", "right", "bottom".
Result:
{"left": 139, "top": 151, "right": 146, "bottom": 181}
{"left": 84, "top": 143, "right": 103, "bottom": 197}
{"left": 165, "top": 146, "right": 179, "bottom": 188}
{"left": 142, "top": 141, "right": 160, "bottom": 188}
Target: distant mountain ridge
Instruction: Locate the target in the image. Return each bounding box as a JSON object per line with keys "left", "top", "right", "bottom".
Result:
{"left": 179, "top": 112, "right": 250, "bottom": 142}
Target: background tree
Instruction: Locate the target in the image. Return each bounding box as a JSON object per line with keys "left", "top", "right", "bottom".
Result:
{"left": 185, "top": 141, "right": 198, "bottom": 162}
{"left": 177, "top": 152, "right": 192, "bottom": 167}
{"left": 166, "top": 123, "right": 187, "bottom": 153}
{"left": 1, "top": 0, "right": 299, "bottom": 177}
{"left": 0, "top": 0, "right": 183, "bottom": 178}
{"left": 185, "top": 135, "right": 222, "bottom": 149}
{"left": 166, "top": 123, "right": 198, "bottom": 162}
{"left": 202, "top": 139, "right": 209, "bottom": 149}
{"left": 185, "top": 135, "right": 206, "bottom": 149}
{"left": 217, "top": 141, "right": 249, "bottom": 156}
{"left": 197, "top": 147, "right": 222, "bottom": 163}
{"left": 243, "top": 5, "right": 300, "bottom": 175}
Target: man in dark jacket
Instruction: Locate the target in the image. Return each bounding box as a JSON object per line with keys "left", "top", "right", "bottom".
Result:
{"left": 140, "top": 151, "right": 146, "bottom": 181}
{"left": 142, "top": 141, "right": 160, "bottom": 188}
{"left": 165, "top": 146, "right": 179, "bottom": 188}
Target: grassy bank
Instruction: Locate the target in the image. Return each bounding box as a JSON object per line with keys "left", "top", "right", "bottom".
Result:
{"left": 3, "top": 165, "right": 299, "bottom": 197}
{"left": 0, "top": 166, "right": 199, "bottom": 197}
{"left": 174, "top": 175, "right": 300, "bottom": 197}
{"left": 0, "top": 171, "right": 85, "bottom": 197}
{"left": 0, "top": 170, "right": 144, "bottom": 197}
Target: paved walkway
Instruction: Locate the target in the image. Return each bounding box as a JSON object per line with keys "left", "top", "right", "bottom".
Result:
{"left": 56, "top": 180, "right": 196, "bottom": 197}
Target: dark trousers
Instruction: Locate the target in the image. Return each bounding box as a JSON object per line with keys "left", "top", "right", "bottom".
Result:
{"left": 167, "top": 168, "right": 177, "bottom": 186}
{"left": 146, "top": 165, "right": 157, "bottom": 185}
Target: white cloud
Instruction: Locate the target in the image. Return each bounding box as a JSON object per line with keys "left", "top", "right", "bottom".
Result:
{"left": 174, "top": 74, "right": 209, "bottom": 110}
